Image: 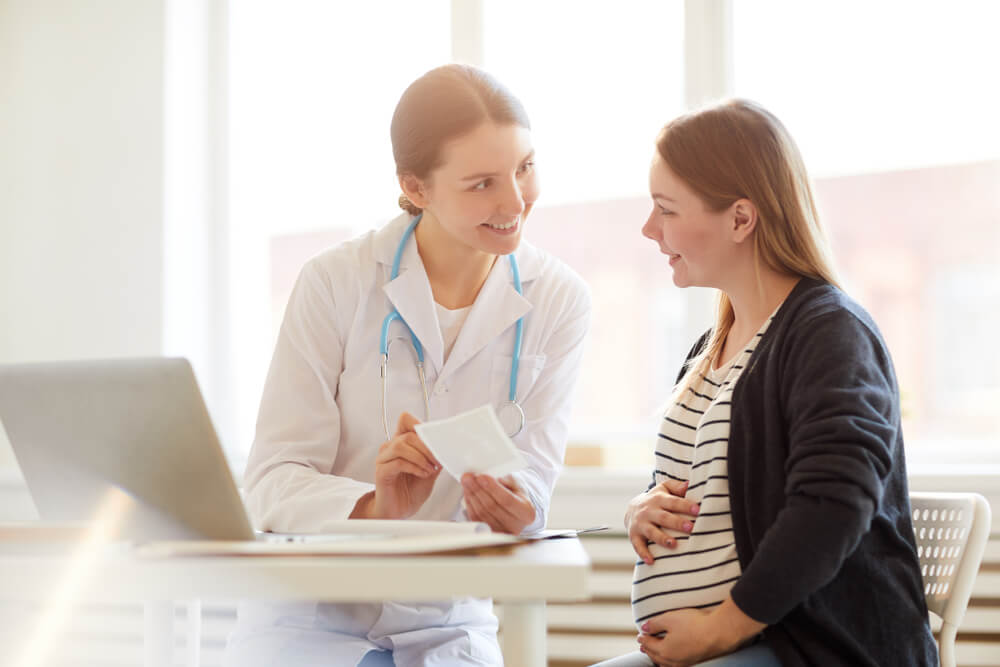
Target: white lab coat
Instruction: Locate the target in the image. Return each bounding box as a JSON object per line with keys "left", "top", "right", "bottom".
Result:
{"left": 224, "top": 213, "right": 591, "bottom": 667}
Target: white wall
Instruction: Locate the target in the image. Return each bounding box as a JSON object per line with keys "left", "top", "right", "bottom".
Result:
{"left": 0, "top": 0, "right": 168, "bottom": 500}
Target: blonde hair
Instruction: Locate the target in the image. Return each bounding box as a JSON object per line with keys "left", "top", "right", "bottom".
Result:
{"left": 660, "top": 99, "right": 840, "bottom": 404}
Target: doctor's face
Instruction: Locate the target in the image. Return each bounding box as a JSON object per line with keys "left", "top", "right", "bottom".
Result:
{"left": 642, "top": 152, "right": 736, "bottom": 289}
{"left": 419, "top": 122, "right": 539, "bottom": 256}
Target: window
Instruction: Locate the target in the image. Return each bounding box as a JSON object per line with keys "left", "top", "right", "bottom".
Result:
{"left": 228, "top": 1, "right": 450, "bottom": 457}
{"left": 227, "top": 2, "right": 1000, "bottom": 468}
{"left": 733, "top": 0, "right": 1000, "bottom": 465}
{"left": 480, "top": 0, "right": 690, "bottom": 463}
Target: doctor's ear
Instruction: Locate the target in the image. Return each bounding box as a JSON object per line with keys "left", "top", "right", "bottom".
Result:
{"left": 730, "top": 199, "right": 758, "bottom": 244}
{"left": 399, "top": 173, "right": 431, "bottom": 210}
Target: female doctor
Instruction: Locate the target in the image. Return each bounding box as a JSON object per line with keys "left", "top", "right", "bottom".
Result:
{"left": 223, "top": 65, "right": 591, "bottom": 666}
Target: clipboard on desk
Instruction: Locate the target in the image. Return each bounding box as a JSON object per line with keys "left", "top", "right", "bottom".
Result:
{"left": 522, "top": 525, "right": 610, "bottom": 540}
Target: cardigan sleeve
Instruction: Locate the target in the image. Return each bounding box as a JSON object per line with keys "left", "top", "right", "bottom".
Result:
{"left": 729, "top": 308, "right": 898, "bottom": 624}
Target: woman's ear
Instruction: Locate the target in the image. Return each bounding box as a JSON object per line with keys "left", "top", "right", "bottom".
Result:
{"left": 731, "top": 199, "right": 758, "bottom": 243}
{"left": 399, "top": 173, "right": 430, "bottom": 209}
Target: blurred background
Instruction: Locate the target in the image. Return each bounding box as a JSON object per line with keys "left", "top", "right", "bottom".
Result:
{"left": 1, "top": 1, "right": 998, "bottom": 665}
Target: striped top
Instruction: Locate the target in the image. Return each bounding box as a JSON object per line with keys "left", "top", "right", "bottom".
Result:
{"left": 631, "top": 314, "right": 775, "bottom": 628}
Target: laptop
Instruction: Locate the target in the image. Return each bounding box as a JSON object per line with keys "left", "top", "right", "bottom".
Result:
{"left": 0, "top": 357, "right": 255, "bottom": 541}
{"left": 0, "top": 357, "right": 524, "bottom": 552}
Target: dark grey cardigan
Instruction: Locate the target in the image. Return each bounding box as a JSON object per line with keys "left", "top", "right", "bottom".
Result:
{"left": 665, "top": 278, "right": 937, "bottom": 666}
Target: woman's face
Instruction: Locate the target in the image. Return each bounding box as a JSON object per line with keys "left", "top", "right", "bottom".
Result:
{"left": 642, "top": 152, "right": 738, "bottom": 289}
{"left": 415, "top": 122, "right": 539, "bottom": 257}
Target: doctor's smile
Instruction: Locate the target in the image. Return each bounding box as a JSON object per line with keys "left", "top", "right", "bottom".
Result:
{"left": 481, "top": 216, "right": 520, "bottom": 234}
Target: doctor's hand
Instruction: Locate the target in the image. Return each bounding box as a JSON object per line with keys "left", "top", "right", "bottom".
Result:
{"left": 352, "top": 412, "right": 442, "bottom": 520}
{"left": 461, "top": 473, "right": 535, "bottom": 535}
{"left": 625, "top": 479, "right": 700, "bottom": 565}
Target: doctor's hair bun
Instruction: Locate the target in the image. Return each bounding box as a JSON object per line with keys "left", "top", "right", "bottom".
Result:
{"left": 390, "top": 64, "right": 530, "bottom": 182}
{"left": 398, "top": 195, "right": 422, "bottom": 216}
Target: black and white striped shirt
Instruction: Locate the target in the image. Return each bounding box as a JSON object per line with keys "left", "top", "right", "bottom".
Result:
{"left": 631, "top": 315, "right": 774, "bottom": 628}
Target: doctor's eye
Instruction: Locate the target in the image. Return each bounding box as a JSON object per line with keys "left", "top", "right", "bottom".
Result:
{"left": 658, "top": 206, "right": 675, "bottom": 216}
{"left": 472, "top": 179, "right": 492, "bottom": 191}
{"left": 517, "top": 161, "right": 535, "bottom": 175}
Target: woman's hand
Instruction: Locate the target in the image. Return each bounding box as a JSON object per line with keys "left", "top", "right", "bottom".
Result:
{"left": 636, "top": 597, "right": 766, "bottom": 666}
{"left": 461, "top": 473, "right": 535, "bottom": 534}
{"left": 625, "top": 479, "right": 700, "bottom": 564}
{"left": 351, "top": 412, "right": 442, "bottom": 519}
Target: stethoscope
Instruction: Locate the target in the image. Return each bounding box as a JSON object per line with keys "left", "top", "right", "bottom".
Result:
{"left": 379, "top": 213, "right": 526, "bottom": 440}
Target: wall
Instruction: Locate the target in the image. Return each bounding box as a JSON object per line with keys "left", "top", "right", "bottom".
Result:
{"left": 0, "top": 0, "right": 168, "bottom": 495}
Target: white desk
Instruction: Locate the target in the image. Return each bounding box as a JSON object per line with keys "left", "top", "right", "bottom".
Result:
{"left": 0, "top": 537, "right": 590, "bottom": 667}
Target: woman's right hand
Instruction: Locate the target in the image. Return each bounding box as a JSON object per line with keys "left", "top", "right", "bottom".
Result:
{"left": 625, "top": 479, "right": 700, "bottom": 565}
{"left": 351, "top": 412, "right": 442, "bottom": 520}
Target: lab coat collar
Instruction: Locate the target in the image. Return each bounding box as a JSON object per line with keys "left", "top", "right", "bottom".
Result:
{"left": 441, "top": 256, "right": 533, "bottom": 380}
{"left": 375, "top": 213, "right": 540, "bottom": 377}
{"left": 379, "top": 233, "right": 443, "bottom": 373}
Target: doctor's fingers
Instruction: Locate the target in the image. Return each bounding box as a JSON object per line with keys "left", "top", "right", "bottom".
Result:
{"left": 394, "top": 411, "right": 421, "bottom": 436}
{"left": 462, "top": 485, "right": 508, "bottom": 532}
{"left": 379, "top": 433, "right": 440, "bottom": 468}
{"left": 498, "top": 474, "right": 525, "bottom": 494}
{"left": 473, "top": 475, "right": 532, "bottom": 519}
{"left": 378, "top": 457, "right": 436, "bottom": 480}
{"left": 463, "top": 477, "right": 531, "bottom": 531}
{"left": 376, "top": 436, "right": 440, "bottom": 475}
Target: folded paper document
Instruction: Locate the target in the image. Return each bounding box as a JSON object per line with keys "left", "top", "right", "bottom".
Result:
{"left": 413, "top": 404, "right": 528, "bottom": 480}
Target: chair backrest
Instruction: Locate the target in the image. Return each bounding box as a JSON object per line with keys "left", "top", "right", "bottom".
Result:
{"left": 910, "top": 492, "right": 991, "bottom": 667}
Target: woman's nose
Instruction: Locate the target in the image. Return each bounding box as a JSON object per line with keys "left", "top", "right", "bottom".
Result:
{"left": 641, "top": 213, "right": 660, "bottom": 241}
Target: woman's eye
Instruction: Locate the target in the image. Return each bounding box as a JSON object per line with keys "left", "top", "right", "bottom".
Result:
{"left": 473, "top": 179, "right": 491, "bottom": 191}
{"left": 658, "top": 206, "right": 674, "bottom": 216}
{"left": 517, "top": 161, "right": 535, "bottom": 175}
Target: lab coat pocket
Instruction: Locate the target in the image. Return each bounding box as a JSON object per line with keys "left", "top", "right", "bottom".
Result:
{"left": 490, "top": 354, "right": 546, "bottom": 408}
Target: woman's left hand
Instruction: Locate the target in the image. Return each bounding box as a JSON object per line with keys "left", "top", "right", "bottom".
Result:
{"left": 461, "top": 473, "right": 535, "bottom": 534}
{"left": 636, "top": 608, "right": 721, "bottom": 666}
{"left": 636, "top": 597, "right": 765, "bottom": 667}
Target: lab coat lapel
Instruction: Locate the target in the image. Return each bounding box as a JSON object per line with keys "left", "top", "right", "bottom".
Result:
{"left": 441, "top": 254, "right": 533, "bottom": 379}
{"left": 380, "top": 226, "right": 445, "bottom": 375}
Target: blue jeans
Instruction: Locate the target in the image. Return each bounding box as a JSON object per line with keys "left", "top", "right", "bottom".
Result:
{"left": 358, "top": 651, "right": 394, "bottom": 667}
{"left": 590, "top": 641, "right": 780, "bottom": 666}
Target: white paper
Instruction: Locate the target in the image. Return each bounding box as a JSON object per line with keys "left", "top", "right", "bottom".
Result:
{"left": 413, "top": 404, "right": 528, "bottom": 481}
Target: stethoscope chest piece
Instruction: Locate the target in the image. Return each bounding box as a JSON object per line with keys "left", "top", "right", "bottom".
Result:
{"left": 497, "top": 400, "right": 526, "bottom": 438}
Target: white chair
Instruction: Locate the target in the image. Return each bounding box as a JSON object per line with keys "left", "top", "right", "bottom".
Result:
{"left": 910, "top": 492, "right": 991, "bottom": 667}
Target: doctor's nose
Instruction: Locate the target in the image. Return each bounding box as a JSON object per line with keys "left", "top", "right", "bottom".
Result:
{"left": 498, "top": 180, "right": 526, "bottom": 218}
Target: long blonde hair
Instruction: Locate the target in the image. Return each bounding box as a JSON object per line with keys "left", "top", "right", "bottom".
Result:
{"left": 661, "top": 99, "right": 840, "bottom": 404}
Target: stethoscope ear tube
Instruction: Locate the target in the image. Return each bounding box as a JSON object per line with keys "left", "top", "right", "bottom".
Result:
{"left": 380, "top": 353, "right": 391, "bottom": 440}
{"left": 381, "top": 340, "right": 432, "bottom": 441}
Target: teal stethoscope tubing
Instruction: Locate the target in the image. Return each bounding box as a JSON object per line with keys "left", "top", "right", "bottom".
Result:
{"left": 379, "top": 213, "right": 525, "bottom": 439}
